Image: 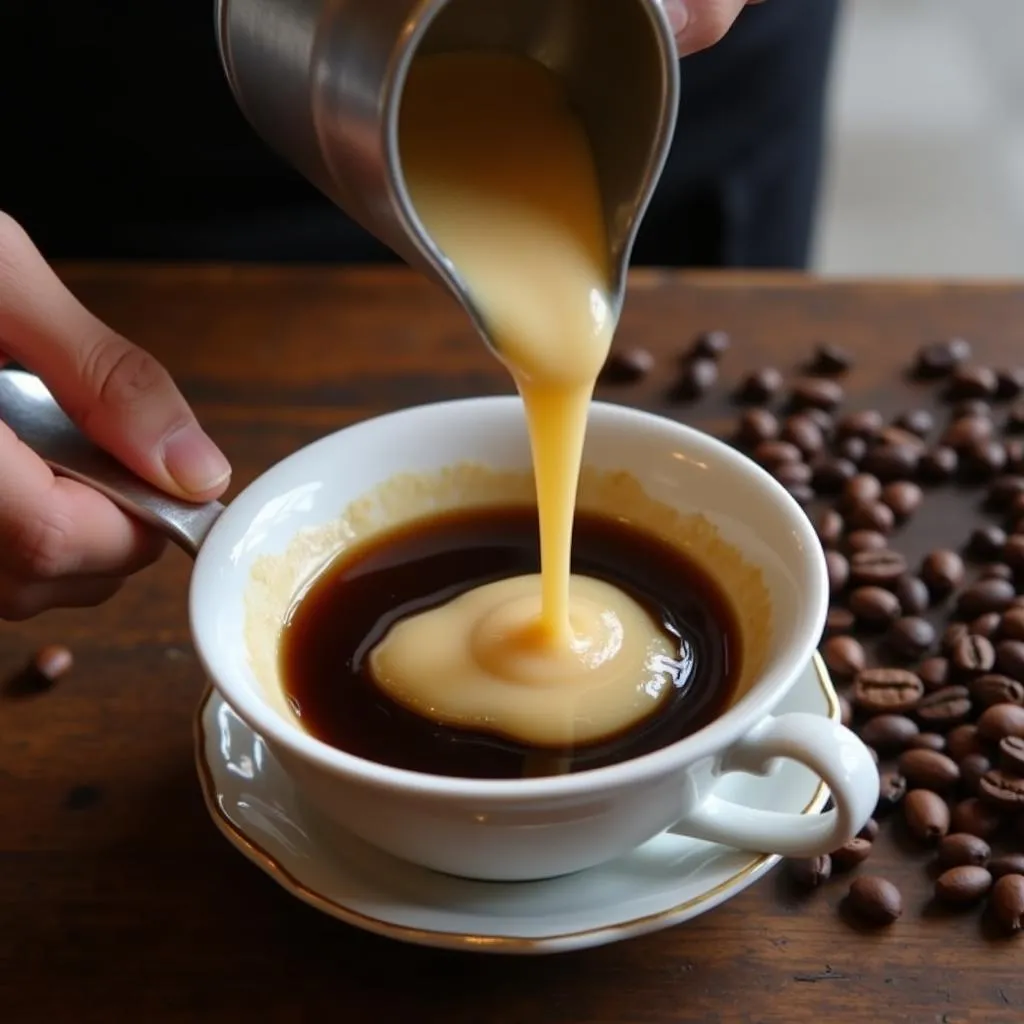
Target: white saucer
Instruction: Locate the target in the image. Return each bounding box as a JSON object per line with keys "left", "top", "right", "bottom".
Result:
{"left": 195, "top": 655, "right": 836, "bottom": 955}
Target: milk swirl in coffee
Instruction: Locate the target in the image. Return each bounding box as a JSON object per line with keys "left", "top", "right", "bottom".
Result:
{"left": 363, "top": 53, "right": 679, "bottom": 747}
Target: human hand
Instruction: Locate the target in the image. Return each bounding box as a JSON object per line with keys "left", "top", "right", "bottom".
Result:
{"left": 0, "top": 212, "right": 231, "bottom": 620}
{"left": 661, "top": 0, "right": 766, "bottom": 56}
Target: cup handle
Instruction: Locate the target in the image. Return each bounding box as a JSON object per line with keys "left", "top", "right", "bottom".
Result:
{"left": 673, "top": 712, "right": 879, "bottom": 858}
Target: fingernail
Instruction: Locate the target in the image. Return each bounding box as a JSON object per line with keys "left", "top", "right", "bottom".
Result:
{"left": 162, "top": 425, "right": 232, "bottom": 496}
{"left": 661, "top": 0, "right": 689, "bottom": 36}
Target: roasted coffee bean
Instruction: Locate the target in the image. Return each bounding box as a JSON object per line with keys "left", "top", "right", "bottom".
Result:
{"left": 894, "top": 408, "right": 934, "bottom": 438}
{"left": 673, "top": 357, "right": 718, "bottom": 400}
{"left": 876, "top": 770, "right": 908, "bottom": 814}
{"left": 970, "top": 674, "right": 1024, "bottom": 708}
{"left": 786, "top": 484, "right": 815, "bottom": 506}
{"left": 861, "top": 714, "right": 920, "bottom": 752}
{"left": 845, "top": 530, "right": 887, "bottom": 554}
{"left": 988, "top": 475, "right": 1024, "bottom": 510}
{"left": 811, "top": 457, "right": 856, "bottom": 493}
{"left": 1006, "top": 401, "right": 1024, "bottom": 434}
{"left": 31, "top": 644, "right": 73, "bottom": 684}
{"left": 946, "top": 724, "right": 985, "bottom": 761}
{"left": 838, "top": 410, "right": 883, "bottom": 440}
{"left": 842, "top": 472, "right": 882, "bottom": 506}
{"left": 979, "top": 769, "right": 1024, "bottom": 807}
{"left": 862, "top": 444, "right": 920, "bottom": 483}
{"left": 942, "top": 415, "right": 993, "bottom": 451}
{"left": 919, "top": 657, "right": 951, "bottom": 691}
{"left": 849, "top": 586, "right": 902, "bottom": 626}
{"left": 853, "top": 668, "right": 924, "bottom": 714}
{"left": 956, "top": 578, "right": 1015, "bottom": 619}
{"left": 894, "top": 575, "right": 930, "bottom": 615}
{"left": 996, "top": 367, "right": 1024, "bottom": 401}
{"left": 859, "top": 817, "right": 880, "bottom": 842}
{"left": 995, "top": 640, "right": 1024, "bottom": 680}
{"left": 806, "top": 408, "right": 836, "bottom": 436}
{"left": 919, "top": 445, "right": 959, "bottom": 482}
{"left": 915, "top": 338, "right": 972, "bottom": 378}
{"left": 880, "top": 480, "right": 923, "bottom": 519}
{"left": 846, "top": 876, "right": 902, "bottom": 925}
{"left": 825, "top": 607, "right": 856, "bottom": 636}
{"left": 848, "top": 500, "right": 895, "bottom": 533}
{"left": 950, "top": 797, "right": 1003, "bottom": 839}
{"left": 948, "top": 365, "right": 999, "bottom": 400}
{"left": 979, "top": 564, "right": 1013, "bottom": 582}
{"left": 838, "top": 694, "right": 853, "bottom": 728}
{"left": 1002, "top": 535, "right": 1024, "bottom": 573}
{"left": 733, "top": 364, "right": 778, "bottom": 403}
{"left": 735, "top": 408, "right": 779, "bottom": 446}
{"left": 788, "top": 854, "right": 832, "bottom": 888}
{"left": 999, "top": 608, "right": 1024, "bottom": 641}
{"left": 935, "top": 865, "right": 993, "bottom": 905}
{"left": 825, "top": 551, "right": 849, "bottom": 594}
{"left": 904, "top": 789, "right": 951, "bottom": 842}
{"left": 951, "top": 634, "right": 996, "bottom": 675}
{"left": 990, "top": 874, "right": 1024, "bottom": 934}
{"left": 943, "top": 622, "right": 971, "bottom": 654}
{"left": 962, "top": 440, "right": 1007, "bottom": 480}
{"left": 1012, "top": 493, "right": 1024, "bottom": 517}
{"left": 916, "top": 686, "right": 973, "bottom": 728}
{"left": 781, "top": 415, "right": 825, "bottom": 458}
{"left": 600, "top": 347, "right": 654, "bottom": 384}
{"left": 908, "top": 732, "right": 946, "bottom": 752}
{"left": 879, "top": 425, "right": 927, "bottom": 451}
{"left": 754, "top": 440, "right": 802, "bottom": 469}
{"left": 987, "top": 854, "right": 1024, "bottom": 879}
{"left": 960, "top": 753, "right": 993, "bottom": 796}
{"left": 922, "top": 550, "right": 966, "bottom": 596}
{"left": 999, "top": 735, "right": 1024, "bottom": 774}
{"left": 772, "top": 461, "right": 813, "bottom": 488}
{"left": 850, "top": 549, "right": 907, "bottom": 586}
{"left": 822, "top": 636, "right": 865, "bottom": 678}
{"left": 970, "top": 612, "right": 1003, "bottom": 638}
{"left": 938, "top": 833, "right": 991, "bottom": 869}
{"left": 968, "top": 524, "right": 1008, "bottom": 560}
{"left": 809, "top": 342, "right": 853, "bottom": 376}
{"left": 977, "top": 703, "right": 1024, "bottom": 741}
{"left": 953, "top": 398, "right": 991, "bottom": 419}
{"left": 897, "top": 748, "right": 961, "bottom": 790}
{"left": 1006, "top": 438, "right": 1024, "bottom": 474}
{"left": 790, "top": 377, "right": 844, "bottom": 412}
{"left": 691, "top": 329, "right": 731, "bottom": 359}
{"left": 816, "top": 509, "right": 844, "bottom": 548}
{"left": 885, "top": 617, "right": 934, "bottom": 659}
{"left": 836, "top": 436, "right": 867, "bottom": 465}
{"left": 831, "top": 837, "right": 873, "bottom": 871}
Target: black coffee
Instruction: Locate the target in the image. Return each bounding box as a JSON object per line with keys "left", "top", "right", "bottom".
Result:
{"left": 279, "top": 505, "right": 741, "bottom": 779}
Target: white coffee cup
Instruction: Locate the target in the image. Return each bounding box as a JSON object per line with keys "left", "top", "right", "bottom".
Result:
{"left": 182, "top": 396, "right": 878, "bottom": 882}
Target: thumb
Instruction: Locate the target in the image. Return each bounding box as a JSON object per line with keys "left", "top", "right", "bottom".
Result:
{"left": 0, "top": 212, "right": 231, "bottom": 501}
{"left": 660, "top": 0, "right": 754, "bottom": 57}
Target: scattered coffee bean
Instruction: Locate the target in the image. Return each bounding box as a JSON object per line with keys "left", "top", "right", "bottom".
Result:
{"left": 812, "top": 457, "right": 856, "bottom": 493}
{"left": 950, "top": 634, "right": 996, "bottom": 675}
{"left": 842, "top": 473, "right": 882, "bottom": 506}
{"left": 881, "top": 481, "right": 923, "bottom": 519}
{"left": 970, "top": 612, "right": 1003, "bottom": 638}
{"left": 964, "top": 438, "right": 1009, "bottom": 479}
{"left": 876, "top": 770, "right": 908, "bottom": 815}
{"left": 988, "top": 475, "right": 1024, "bottom": 510}
{"left": 921, "top": 550, "right": 966, "bottom": 597}
{"left": 862, "top": 444, "right": 920, "bottom": 483}
{"left": 825, "top": 606, "right": 855, "bottom": 636}
{"left": 772, "top": 461, "right": 813, "bottom": 489}
{"left": 953, "top": 398, "right": 991, "bottom": 419}
{"left": 887, "top": 616, "right": 935, "bottom": 659}
{"left": 996, "top": 368, "right": 1024, "bottom": 401}
{"left": 946, "top": 724, "right": 985, "bottom": 761}
{"left": 1006, "top": 439, "right": 1024, "bottom": 474}
{"left": 781, "top": 415, "right": 825, "bottom": 458}
{"left": 600, "top": 347, "right": 654, "bottom": 384}
{"left": 838, "top": 410, "right": 883, "bottom": 440}
{"left": 979, "top": 564, "right": 1013, "bottom": 582}
{"left": 950, "top": 798, "right": 1003, "bottom": 839}
{"left": 970, "top": 674, "right": 1024, "bottom": 709}
{"left": 691, "top": 329, "right": 731, "bottom": 359}
{"left": 894, "top": 408, "right": 934, "bottom": 438}
{"left": 831, "top": 837, "right": 873, "bottom": 871}
{"left": 1006, "top": 402, "right": 1024, "bottom": 434}
{"left": 919, "top": 445, "right": 959, "bottom": 482}
{"left": 918, "top": 657, "right": 951, "bottom": 690}
{"left": 788, "top": 854, "right": 832, "bottom": 888}
{"left": 915, "top": 686, "right": 973, "bottom": 729}
{"left": 860, "top": 714, "right": 920, "bottom": 753}
{"left": 791, "top": 377, "right": 844, "bottom": 412}
{"left": 979, "top": 769, "right": 1024, "bottom": 807}
{"left": 937, "top": 833, "right": 991, "bottom": 869}
{"left": 904, "top": 789, "right": 951, "bottom": 842}
{"left": 816, "top": 509, "right": 844, "bottom": 548}
{"left": 847, "top": 500, "right": 895, "bottom": 534}
{"left": 1002, "top": 535, "right": 1024, "bottom": 573}
{"left": 956, "top": 578, "right": 1015, "bottom": 619}
{"left": 915, "top": 338, "right": 972, "bottom": 378}
{"left": 948, "top": 365, "right": 999, "bottom": 401}
{"left": 754, "top": 440, "right": 802, "bottom": 470}
{"left": 735, "top": 408, "right": 779, "bottom": 446}
{"left": 897, "top": 748, "right": 961, "bottom": 791}
{"left": 849, "top": 586, "right": 902, "bottom": 626}
{"left": 977, "top": 703, "right": 1024, "bottom": 741}
{"left": 995, "top": 639, "right": 1024, "bottom": 680}
{"left": 989, "top": 874, "right": 1024, "bottom": 934}
{"left": 879, "top": 425, "right": 927, "bottom": 451}
{"left": 987, "top": 854, "right": 1024, "bottom": 879}
{"left": 846, "top": 876, "right": 902, "bottom": 925}
{"left": 943, "top": 622, "right": 971, "bottom": 654}
{"left": 32, "top": 644, "right": 73, "bottom": 684}
{"left": 998, "top": 735, "right": 1024, "bottom": 774}
{"left": 935, "top": 865, "right": 993, "bottom": 906}
{"left": 673, "top": 357, "right": 718, "bottom": 400}
{"left": 960, "top": 752, "right": 993, "bottom": 795}
{"left": 835, "top": 436, "right": 867, "bottom": 465}
{"left": 809, "top": 342, "right": 853, "bottom": 376}
{"left": 942, "top": 415, "right": 993, "bottom": 451}
{"left": 968, "top": 524, "right": 1008, "bottom": 560}
{"left": 893, "top": 575, "right": 930, "bottom": 616}
{"left": 999, "top": 608, "right": 1024, "bottom": 641}
{"left": 907, "top": 732, "right": 946, "bottom": 751}
{"left": 845, "top": 530, "right": 887, "bottom": 554}
{"left": 853, "top": 668, "right": 924, "bottom": 714}
{"left": 822, "top": 636, "right": 865, "bottom": 678}
{"left": 825, "top": 551, "right": 849, "bottom": 594}
{"left": 850, "top": 549, "right": 907, "bottom": 586}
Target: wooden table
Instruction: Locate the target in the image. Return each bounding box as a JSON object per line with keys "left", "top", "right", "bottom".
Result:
{"left": 3, "top": 266, "right": 1024, "bottom": 1023}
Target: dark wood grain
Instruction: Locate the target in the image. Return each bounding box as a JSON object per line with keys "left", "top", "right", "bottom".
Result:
{"left": 4, "top": 266, "right": 1024, "bottom": 1024}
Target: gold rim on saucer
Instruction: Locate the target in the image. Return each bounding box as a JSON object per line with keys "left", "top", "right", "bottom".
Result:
{"left": 192, "top": 653, "right": 837, "bottom": 952}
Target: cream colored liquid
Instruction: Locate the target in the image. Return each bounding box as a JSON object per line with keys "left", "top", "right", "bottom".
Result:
{"left": 369, "top": 53, "right": 672, "bottom": 748}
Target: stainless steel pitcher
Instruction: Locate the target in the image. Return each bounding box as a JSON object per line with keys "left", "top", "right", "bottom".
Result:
{"left": 215, "top": 0, "right": 680, "bottom": 349}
